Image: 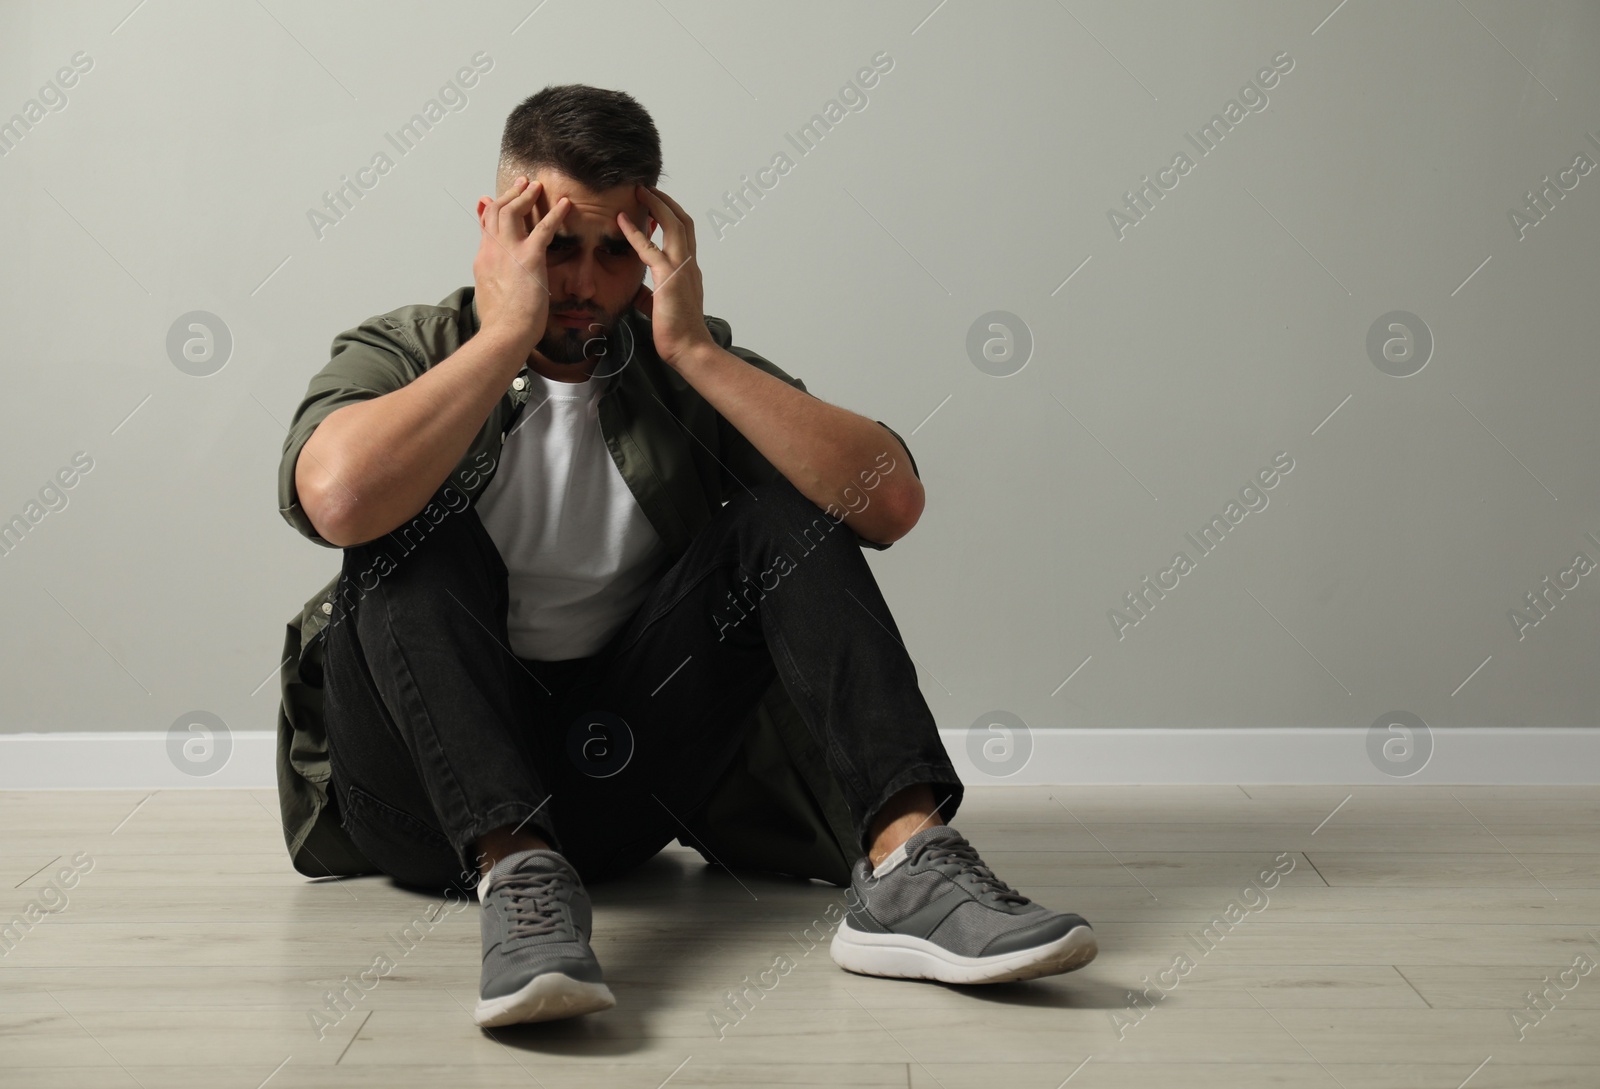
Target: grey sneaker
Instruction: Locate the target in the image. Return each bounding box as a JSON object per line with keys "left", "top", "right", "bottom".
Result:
{"left": 830, "top": 825, "right": 1097, "bottom": 984}
{"left": 474, "top": 848, "right": 615, "bottom": 1027}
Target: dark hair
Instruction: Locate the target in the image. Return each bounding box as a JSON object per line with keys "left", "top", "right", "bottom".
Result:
{"left": 498, "top": 84, "right": 662, "bottom": 192}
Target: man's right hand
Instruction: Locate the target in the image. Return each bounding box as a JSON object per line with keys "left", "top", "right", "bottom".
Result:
{"left": 473, "top": 176, "right": 571, "bottom": 358}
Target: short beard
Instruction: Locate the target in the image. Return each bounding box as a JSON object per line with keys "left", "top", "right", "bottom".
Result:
{"left": 538, "top": 309, "right": 625, "bottom": 366}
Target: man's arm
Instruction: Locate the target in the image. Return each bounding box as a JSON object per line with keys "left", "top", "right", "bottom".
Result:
{"left": 615, "top": 184, "right": 923, "bottom": 545}
{"left": 298, "top": 173, "right": 570, "bottom": 547}
{"left": 674, "top": 342, "right": 924, "bottom": 545}
{"left": 296, "top": 329, "right": 527, "bottom": 547}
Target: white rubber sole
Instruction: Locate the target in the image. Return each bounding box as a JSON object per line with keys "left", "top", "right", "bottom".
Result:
{"left": 474, "top": 972, "right": 617, "bottom": 1027}
{"left": 830, "top": 921, "right": 1098, "bottom": 984}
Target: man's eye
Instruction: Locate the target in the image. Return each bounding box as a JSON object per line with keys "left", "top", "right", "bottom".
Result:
{"left": 603, "top": 243, "right": 633, "bottom": 257}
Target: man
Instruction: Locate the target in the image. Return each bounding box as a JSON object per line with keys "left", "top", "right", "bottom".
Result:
{"left": 275, "top": 84, "right": 1096, "bottom": 1028}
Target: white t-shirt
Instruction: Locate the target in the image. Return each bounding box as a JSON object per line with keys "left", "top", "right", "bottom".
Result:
{"left": 474, "top": 368, "right": 668, "bottom": 661}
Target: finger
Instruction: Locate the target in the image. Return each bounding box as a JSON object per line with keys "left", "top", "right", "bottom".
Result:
{"left": 484, "top": 175, "right": 528, "bottom": 227}
{"left": 479, "top": 188, "right": 504, "bottom": 233}
{"left": 498, "top": 177, "right": 540, "bottom": 239}
{"left": 527, "top": 195, "right": 571, "bottom": 250}
{"left": 486, "top": 178, "right": 516, "bottom": 216}
{"left": 634, "top": 185, "right": 687, "bottom": 262}
{"left": 615, "top": 209, "right": 661, "bottom": 259}
{"left": 647, "top": 186, "right": 696, "bottom": 252}
{"left": 616, "top": 210, "right": 672, "bottom": 281}
{"left": 480, "top": 205, "right": 553, "bottom": 297}
{"left": 481, "top": 179, "right": 513, "bottom": 234}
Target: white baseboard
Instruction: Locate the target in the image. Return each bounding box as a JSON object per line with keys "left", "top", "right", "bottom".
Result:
{"left": 943, "top": 726, "right": 1600, "bottom": 785}
{"left": 0, "top": 731, "right": 280, "bottom": 790}
{"left": 2, "top": 727, "right": 1598, "bottom": 789}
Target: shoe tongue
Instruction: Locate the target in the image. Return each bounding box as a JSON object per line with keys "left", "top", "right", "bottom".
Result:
{"left": 904, "top": 824, "right": 965, "bottom": 860}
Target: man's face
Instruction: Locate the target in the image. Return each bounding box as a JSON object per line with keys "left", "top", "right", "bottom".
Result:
{"left": 517, "top": 168, "right": 652, "bottom": 369}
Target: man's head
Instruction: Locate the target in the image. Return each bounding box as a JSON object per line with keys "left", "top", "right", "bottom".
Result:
{"left": 489, "top": 85, "right": 662, "bottom": 371}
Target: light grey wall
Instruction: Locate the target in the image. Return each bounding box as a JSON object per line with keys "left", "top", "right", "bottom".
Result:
{"left": 2, "top": 1, "right": 1597, "bottom": 772}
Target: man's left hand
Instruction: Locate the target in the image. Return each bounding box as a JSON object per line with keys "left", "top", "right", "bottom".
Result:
{"left": 619, "top": 185, "right": 716, "bottom": 370}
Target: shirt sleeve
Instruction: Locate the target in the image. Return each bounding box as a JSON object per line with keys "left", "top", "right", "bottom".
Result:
{"left": 708, "top": 320, "right": 920, "bottom": 552}
{"left": 277, "top": 317, "right": 423, "bottom": 548}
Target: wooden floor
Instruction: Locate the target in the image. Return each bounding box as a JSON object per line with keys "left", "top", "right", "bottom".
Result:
{"left": 3, "top": 785, "right": 1599, "bottom": 1087}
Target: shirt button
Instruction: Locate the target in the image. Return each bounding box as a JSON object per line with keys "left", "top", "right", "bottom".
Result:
{"left": 320, "top": 602, "right": 333, "bottom": 615}
{"left": 500, "top": 431, "right": 506, "bottom": 444}
{"left": 511, "top": 376, "right": 527, "bottom": 391}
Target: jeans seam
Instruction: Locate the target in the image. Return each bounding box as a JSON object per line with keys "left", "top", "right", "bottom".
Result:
{"left": 763, "top": 619, "right": 883, "bottom": 828}
{"left": 376, "top": 573, "right": 552, "bottom": 862}
{"left": 613, "top": 554, "right": 742, "bottom": 661}
{"left": 614, "top": 482, "right": 797, "bottom": 658}
{"left": 375, "top": 584, "right": 480, "bottom": 844}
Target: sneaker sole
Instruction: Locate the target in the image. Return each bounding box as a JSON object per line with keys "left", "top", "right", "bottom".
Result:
{"left": 474, "top": 972, "right": 617, "bottom": 1027}
{"left": 830, "top": 921, "right": 1098, "bottom": 985}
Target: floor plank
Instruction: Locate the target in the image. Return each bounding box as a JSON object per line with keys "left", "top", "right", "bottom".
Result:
{"left": 4, "top": 785, "right": 1599, "bottom": 1084}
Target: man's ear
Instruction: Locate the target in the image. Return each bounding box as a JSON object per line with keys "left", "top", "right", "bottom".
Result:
{"left": 632, "top": 281, "right": 654, "bottom": 317}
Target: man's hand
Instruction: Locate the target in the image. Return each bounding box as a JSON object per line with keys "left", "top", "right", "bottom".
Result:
{"left": 473, "top": 176, "right": 571, "bottom": 357}
{"left": 618, "top": 185, "right": 716, "bottom": 369}
{"left": 615, "top": 182, "right": 924, "bottom": 544}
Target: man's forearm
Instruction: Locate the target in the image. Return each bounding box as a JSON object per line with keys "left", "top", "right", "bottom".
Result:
{"left": 672, "top": 343, "right": 924, "bottom": 544}
{"left": 296, "top": 330, "right": 528, "bottom": 547}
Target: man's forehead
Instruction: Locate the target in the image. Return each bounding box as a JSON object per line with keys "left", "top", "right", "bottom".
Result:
{"left": 550, "top": 207, "right": 634, "bottom": 245}
{"left": 535, "top": 170, "right": 640, "bottom": 210}
{"left": 531, "top": 173, "right": 645, "bottom": 242}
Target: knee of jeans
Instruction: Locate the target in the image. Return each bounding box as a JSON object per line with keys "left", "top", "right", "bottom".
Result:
{"left": 738, "top": 476, "right": 849, "bottom": 547}
{"left": 336, "top": 509, "right": 501, "bottom": 621}
{"left": 369, "top": 498, "right": 494, "bottom": 564}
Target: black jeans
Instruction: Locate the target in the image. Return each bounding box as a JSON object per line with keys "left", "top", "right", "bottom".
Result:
{"left": 320, "top": 473, "right": 962, "bottom": 895}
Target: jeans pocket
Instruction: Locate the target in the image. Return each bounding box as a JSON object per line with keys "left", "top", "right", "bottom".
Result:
{"left": 340, "top": 782, "right": 464, "bottom": 892}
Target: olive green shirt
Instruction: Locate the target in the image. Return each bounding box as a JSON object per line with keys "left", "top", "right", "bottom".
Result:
{"left": 274, "top": 286, "right": 920, "bottom": 887}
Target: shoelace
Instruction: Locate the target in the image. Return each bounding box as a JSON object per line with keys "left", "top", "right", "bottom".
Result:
{"left": 494, "top": 869, "right": 568, "bottom": 939}
{"left": 917, "top": 836, "right": 1032, "bottom": 908}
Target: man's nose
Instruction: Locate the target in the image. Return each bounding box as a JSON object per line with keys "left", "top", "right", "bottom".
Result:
{"left": 566, "top": 253, "right": 599, "bottom": 301}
